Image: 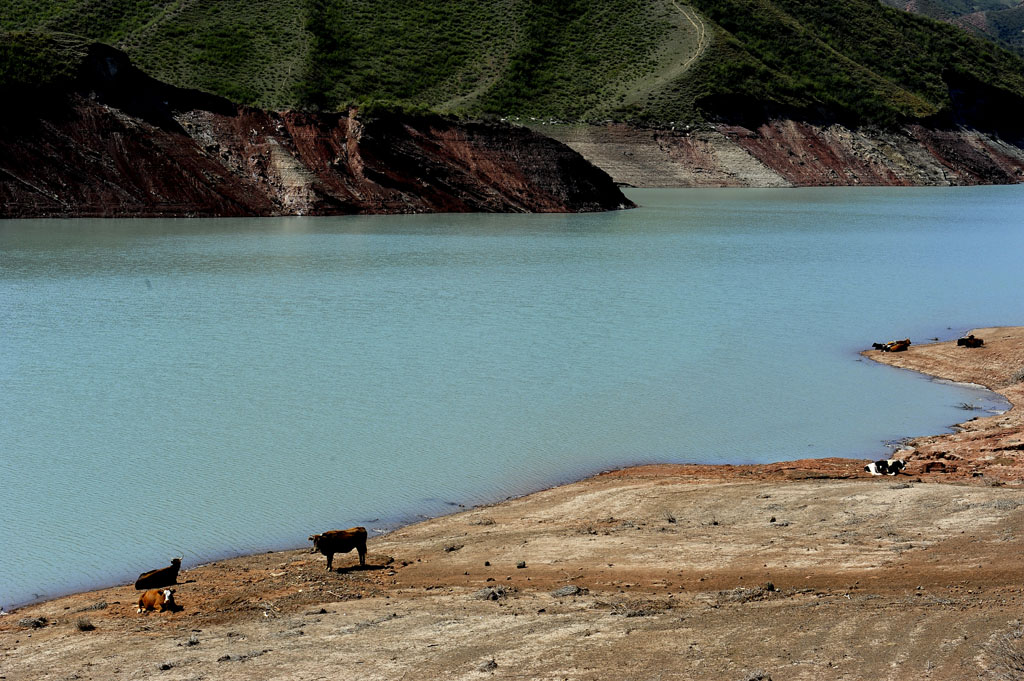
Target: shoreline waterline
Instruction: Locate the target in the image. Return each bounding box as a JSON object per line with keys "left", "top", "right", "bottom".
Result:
{"left": 5, "top": 189, "right": 1024, "bottom": 612}
{"left": 5, "top": 327, "right": 1022, "bottom": 614}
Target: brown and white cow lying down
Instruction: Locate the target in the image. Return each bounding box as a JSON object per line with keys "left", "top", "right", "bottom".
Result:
{"left": 309, "top": 527, "right": 367, "bottom": 570}
{"left": 872, "top": 338, "right": 911, "bottom": 352}
{"left": 137, "top": 588, "right": 176, "bottom": 614}
{"left": 134, "top": 558, "right": 182, "bottom": 590}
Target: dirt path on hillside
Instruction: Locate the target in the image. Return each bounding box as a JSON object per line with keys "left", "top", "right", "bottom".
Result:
{"left": 618, "top": 1, "right": 711, "bottom": 112}
{"left": 672, "top": 0, "right": 709, "bottom": 72}
{"left": 3, "top": 329, "right": 1024, "bottom": 680}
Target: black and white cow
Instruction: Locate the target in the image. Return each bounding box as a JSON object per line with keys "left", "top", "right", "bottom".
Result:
{"left": 864, "top": 458, "right": 906, "bottom": 476}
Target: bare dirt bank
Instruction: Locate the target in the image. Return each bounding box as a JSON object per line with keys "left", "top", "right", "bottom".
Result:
{"left": 3, "top": 330, "right": 1024, "bottom": 680}
{"left": 0, "top": 44, "right": 629, "bottom": 219}
{"left": 540, "top": 122, "right": 1024, "bottom": 188}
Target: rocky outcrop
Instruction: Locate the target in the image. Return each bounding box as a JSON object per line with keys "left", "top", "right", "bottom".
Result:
{"left": 0, "top": 45, "right": 631, "bottom": 218}
{"left": 541, "top": 121, "right": 1024, "bottom": 188}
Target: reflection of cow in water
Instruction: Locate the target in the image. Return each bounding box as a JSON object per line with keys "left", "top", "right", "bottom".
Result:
{"left": 135, "top": 558, "right": 181, "bottom": 590}
{"left": 309, "top": 527, "right": 368, "bottom": 570}
{"left": 957, "top": 334, "right": 984, "bottom": 348}
{"left": 872, "top": 338, "right": 911, "bottom": 352}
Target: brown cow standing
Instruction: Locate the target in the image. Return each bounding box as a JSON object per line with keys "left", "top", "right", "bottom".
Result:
{"left": 134, "top": 558, "right": 181, "bottom": 590}
{"left": 137, "top": 588, "right": 176, "bottom": 613}
{"left": 309, "top": 527, "right": 367, "bottom": 570}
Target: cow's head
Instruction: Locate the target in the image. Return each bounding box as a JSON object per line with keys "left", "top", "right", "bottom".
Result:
{"left": 170, "top": 558, "right": 182, "bottom": 567}
{"left": 308, "top": 534, "right": 321, "bottom": 552}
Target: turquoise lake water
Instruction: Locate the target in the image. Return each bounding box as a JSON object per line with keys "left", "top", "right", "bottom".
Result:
{"left": 1, "top": 187, "right": 1021, "bottom": 609}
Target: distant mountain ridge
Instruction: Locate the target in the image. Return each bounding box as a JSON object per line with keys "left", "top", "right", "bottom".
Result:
{"left": 5, "top": 0, "right": 1024, "bottom": 135}
{"left": 881, "top": 0, "right": 1024, "bottom": 58}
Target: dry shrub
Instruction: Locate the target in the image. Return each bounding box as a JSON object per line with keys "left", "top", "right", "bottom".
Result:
{"left": 986, "top": 622, "right": 1024, "bottom": 681}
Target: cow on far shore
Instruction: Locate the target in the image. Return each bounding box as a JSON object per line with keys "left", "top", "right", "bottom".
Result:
{"left": 309, "top": 527, "right": 368, "bottom": 570}
{"left": 134, "top": 558, "right": 182, "bottom": 590}
{"left": 865, "top": 458, "right": 907, "bottom": 476}
{"left": 871, "top": 338, "right": 911, "bottom": 352}
{"left": 957, "top": 334, "right": 984, "bottom": 348}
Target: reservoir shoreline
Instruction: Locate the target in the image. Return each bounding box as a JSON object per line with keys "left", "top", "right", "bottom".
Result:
{"left": 2, "top": 328, "right": 1023, "bottom": 680}
{"left": 0, "top": 324, "right": 1008, "bottom": 613}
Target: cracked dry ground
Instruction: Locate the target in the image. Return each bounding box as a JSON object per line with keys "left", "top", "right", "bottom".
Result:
{"left": 3, "top": 328, "right": 1024, "bottom": 680}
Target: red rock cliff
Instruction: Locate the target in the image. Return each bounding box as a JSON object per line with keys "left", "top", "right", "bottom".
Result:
{"left": 0, "top": 45, "right": 632, "bottom": 219}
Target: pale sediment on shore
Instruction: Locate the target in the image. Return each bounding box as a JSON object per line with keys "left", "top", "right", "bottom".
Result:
{"left": 2, "top": 328, "right": 1023, "bottom": 680}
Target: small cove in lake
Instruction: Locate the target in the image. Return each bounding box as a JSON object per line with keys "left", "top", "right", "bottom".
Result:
{"left": 1, "top": 186, "right": 1021, "bottom": 609}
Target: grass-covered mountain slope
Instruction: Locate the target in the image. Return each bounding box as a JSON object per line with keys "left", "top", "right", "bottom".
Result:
{"left": 4, "top": 0, "right": 1024, "bottom": 133}
{"left": 881, "top": 0, "right": 1024, "bottom": 58}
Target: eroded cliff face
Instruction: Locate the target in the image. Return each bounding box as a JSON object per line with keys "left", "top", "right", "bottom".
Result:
{"left": 0, "top": 45, "right": 631, "bottom": 219}
{"left": 542, "top": 121, "right": 1024, "bottom": 188}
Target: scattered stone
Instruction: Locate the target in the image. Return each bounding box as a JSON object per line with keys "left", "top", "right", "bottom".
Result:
{"left": 158, "top": 662, "right": 173, "bottom": 671}
{"left": 474, "top": 587, "right": 510, "bottom": 601}
{"left": 516, "top": 561, "right": 527, "bottom": 569}
{"left": 76, "top": 601, "right": 108, "bottom": 612}
{"left": 739, "top": 671, "right": 772, "bottom": 681}
{"left": 551, "top": 585, "right": 587, "bottom": 597}
{"left": 75, "top": 617, "right": 95, "bottom": 632}
{"left": 217, "top": 649, "right": 271, "bottom": 663}
{"left": 478, "top": 658, "right": 498, "bottom": 672}
{"left": 722, "top": 585, "right": 777, "bottom": 603}
{"left": 444, "top": 544, "right": 463, "bottom": 553}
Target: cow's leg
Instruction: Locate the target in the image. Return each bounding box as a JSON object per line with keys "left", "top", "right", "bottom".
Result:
{"left": 326, "top": 552, "right": 334, "bottom": 571}
{"left": 357, "top": 543, "right": 366, "bottom": 566}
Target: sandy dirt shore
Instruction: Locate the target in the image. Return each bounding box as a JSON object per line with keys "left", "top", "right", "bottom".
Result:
{"left": 2, "top": 328, "right": 1023, "bottom": 680}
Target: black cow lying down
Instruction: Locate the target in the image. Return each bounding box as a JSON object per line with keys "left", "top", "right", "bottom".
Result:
{"left": 865, "top": 458, "right": 906, "bottom": 476}
{"left": 309, "top": 527, "right": 368, "bottom": 570}
{"left": 957, "top": 335, "right": 984, "bottom": 348}
{"left": 134, "top": 558, "right": 182, "bottom": 590}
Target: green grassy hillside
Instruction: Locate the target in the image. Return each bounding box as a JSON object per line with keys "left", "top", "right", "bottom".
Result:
{"left": 881, "top": 0, "right": 1024, "bottom": 58}
{"left": 4, "top": 0, "right": 1024, "bottom": 130}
